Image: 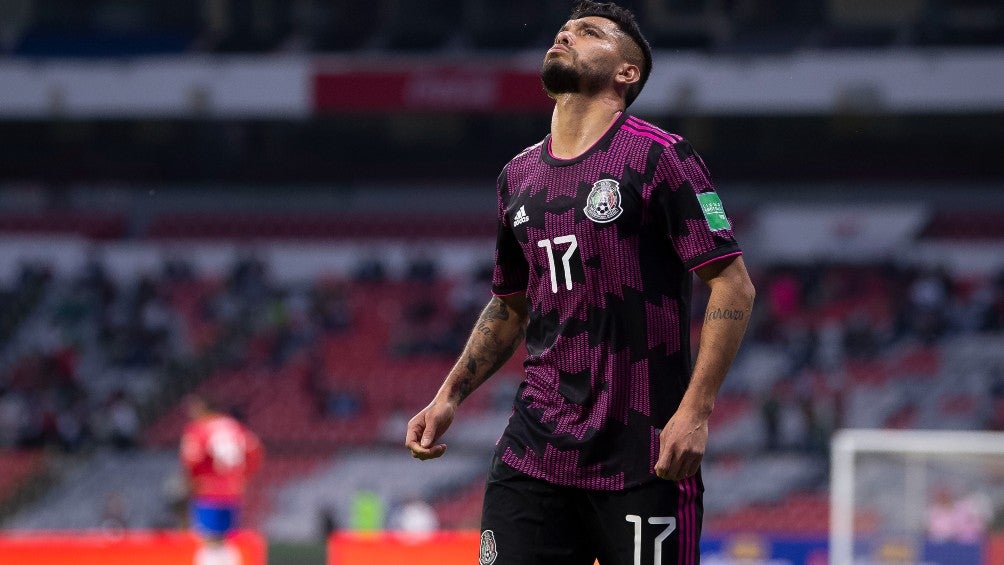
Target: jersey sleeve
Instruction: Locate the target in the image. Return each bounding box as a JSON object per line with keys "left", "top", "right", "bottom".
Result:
{"left": 649, "top": 139, "right": 741, "bottom": 271}
{"left": 491, "top": 167, "right": 529, "bottom": 295}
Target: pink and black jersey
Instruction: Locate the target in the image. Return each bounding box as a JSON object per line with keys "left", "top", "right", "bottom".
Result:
{"left": 491, "top": 113, "right": 741, "bottom": 490}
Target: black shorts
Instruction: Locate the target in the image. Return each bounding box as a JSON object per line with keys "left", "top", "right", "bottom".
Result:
{"left": 479, "top": 456, "right": 703, "bottom": 565}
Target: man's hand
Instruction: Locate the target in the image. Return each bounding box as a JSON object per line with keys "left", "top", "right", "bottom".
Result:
{"left": 654, "top": 408, "right": 709, "bottom": 481}
{"left": 405, "top": 400, "right": 456, "bottom": 460}
{"left": 404, "top": 294, "right": 527, "bottom": 462}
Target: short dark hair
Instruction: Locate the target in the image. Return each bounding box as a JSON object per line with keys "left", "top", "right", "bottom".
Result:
{"left": 569, "top": 1, "right": 652, "bottom": 107}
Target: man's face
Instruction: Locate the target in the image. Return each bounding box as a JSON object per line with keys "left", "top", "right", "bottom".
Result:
{"left": 541, "top": 16, "right": 625, "bottom": 98}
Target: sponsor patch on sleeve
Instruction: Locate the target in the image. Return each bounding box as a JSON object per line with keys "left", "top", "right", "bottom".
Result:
{"left": 697, "top": 192, "right": 731, "bottom": 231}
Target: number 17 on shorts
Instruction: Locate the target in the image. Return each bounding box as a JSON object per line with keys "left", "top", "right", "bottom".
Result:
{"left": 625, "top": 515, "right": 677, "bottom": 565}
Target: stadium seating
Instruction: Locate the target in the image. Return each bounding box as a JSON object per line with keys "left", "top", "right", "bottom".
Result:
{"left": 2, "top": 217, "right": 1002, "bottom": 536}
{"left": 147, "top": 213, "right": 493, "bottom": 241}
{"left": 431, "top": 478, "right": 486, "bottom": 530}
{"left": 0, "top": 0, "right": 1001, "bottom": 548}
{"left": 265, "top": 447, "right": 487, "bottom": 541}
{"left": 4, "top": 451, "right": 177, "bottom": 529}
{"left": 6, "top": 0, "right": 1002, "bottom": 56}
{"left": 921, "top": 211, "right": 1004, "bottom": 240}
{"left": 0, "top": 450, "right": 46, "bottom": 513}
{"left": 0, "top": 212, "right": 127, "bottom": 240}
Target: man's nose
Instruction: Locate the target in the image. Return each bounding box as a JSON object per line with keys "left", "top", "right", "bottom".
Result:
{"left": 555, "top": 30, "right": 573, "bottom": 46}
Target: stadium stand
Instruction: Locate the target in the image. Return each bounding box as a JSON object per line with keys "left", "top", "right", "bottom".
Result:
{"left": 4, "top": 450, "right": 177, "bottom": 529}
{"left": 3, "top": 0, "right": 1002, "bottom": 56}
{"left": 0, "top": 201, "right": 1002, "bottom": 538}
{"left": 146, "top": 213, "right": 493, "bottom": 241}
{"left": 0, "top": 449, "right": 46, "bottom": 517}
{"left": 265, "top": 447, "right": 487, "bottom": 541}
{"left": 0, "top": 212, "right": 127, "bottom": 240}
{"left": 0, "top": 1, "right": 1002, "bottom": 547}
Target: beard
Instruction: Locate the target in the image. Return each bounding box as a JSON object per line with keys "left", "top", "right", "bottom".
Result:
{"left": 540, "top": 57, "right": 608, "bottom": 98}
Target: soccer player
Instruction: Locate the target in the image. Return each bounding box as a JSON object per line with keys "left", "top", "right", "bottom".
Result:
{"left": 405, "top": 1, "right": 755, "bottom": 563}
{"left": 180, "top": 395, "right": 263, "bottom": 565}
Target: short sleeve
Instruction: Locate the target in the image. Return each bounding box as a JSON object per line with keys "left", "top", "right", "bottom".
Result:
{"left": 649, "top": 139, "right": 741, "bottom": 271}
{"left": 491, "top": 168, "right": 529, "bottom": 295}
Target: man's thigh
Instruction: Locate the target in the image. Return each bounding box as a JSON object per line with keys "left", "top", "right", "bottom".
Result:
{"left": 586, "top": 472, "right": 704, "bottom": 565}
{"left": 480, "top": 459, "right": 595, "bottom": 565}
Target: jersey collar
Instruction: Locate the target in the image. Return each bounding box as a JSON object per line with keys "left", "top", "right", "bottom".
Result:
{"left": 542, "top": 112, "right": 630, "bottom": 167}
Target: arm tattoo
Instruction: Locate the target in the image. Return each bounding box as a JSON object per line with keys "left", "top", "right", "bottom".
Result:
{"left": 450, "top": 297, "right": 525, "bottom": 405}
{"left": 705, "top": 308, "right": 746, "bottom": 322}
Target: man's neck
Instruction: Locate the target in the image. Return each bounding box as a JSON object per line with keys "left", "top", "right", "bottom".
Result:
{"left": 549, "top": 94, "right": 624, "bottom": 160}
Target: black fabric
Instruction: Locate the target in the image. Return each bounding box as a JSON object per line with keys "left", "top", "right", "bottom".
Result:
{"left": 481, "top": 456, "right": 703, "bottom": 564}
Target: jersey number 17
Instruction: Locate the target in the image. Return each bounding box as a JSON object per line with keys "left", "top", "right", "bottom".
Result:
{"left": 537, "top": 235, "right": 580, "bottom": 293}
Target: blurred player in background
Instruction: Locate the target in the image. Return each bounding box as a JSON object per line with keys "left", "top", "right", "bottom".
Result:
{"left": 181, "top": 395, "right": 263, "bottom": 565}
{"left": 406, "top": 1, "right": 755, "bottom": 563}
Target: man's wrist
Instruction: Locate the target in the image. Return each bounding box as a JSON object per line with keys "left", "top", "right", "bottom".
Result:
{"left": 434, "top": 390, "right": 462, "bottom": 408}
{"left": 678, "top": 396, "right": 714, "bottom": 419}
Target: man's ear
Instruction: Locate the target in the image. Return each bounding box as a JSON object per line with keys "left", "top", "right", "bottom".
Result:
{"left": 615, "top": 62, "right": 641, "bottom": 88}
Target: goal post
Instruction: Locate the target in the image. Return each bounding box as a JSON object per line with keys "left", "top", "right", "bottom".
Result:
{"left": 830, "top": 429, "right": 1004, "bottom": 565}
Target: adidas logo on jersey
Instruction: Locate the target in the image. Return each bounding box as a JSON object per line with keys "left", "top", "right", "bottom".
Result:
{"left": 513, "top": 205, "right": 529, "bottom": 226}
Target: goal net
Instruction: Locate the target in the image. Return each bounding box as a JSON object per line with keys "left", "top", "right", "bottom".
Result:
{"left": 830, "top": 429, "right": 1004, "bottom": 565}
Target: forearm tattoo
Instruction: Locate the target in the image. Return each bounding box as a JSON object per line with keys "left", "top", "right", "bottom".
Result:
{"left": 451, "top": 297, "right": 526, "bottom": 404}
{"left": 704, "top": 308, "right": 746, "bottom": 322}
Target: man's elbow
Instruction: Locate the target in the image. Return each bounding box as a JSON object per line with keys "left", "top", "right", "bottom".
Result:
{"left": 739, "top": 277, "right": 756, "bottom": 306}
{"left": 714, "top": 265, "right": 755, "bottom": 306}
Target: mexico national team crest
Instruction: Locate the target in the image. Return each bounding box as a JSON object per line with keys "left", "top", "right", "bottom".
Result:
{"left": 584, "top": 178, "right": 623, "bottom": 223}
{"left": 479, "top": 530, "right": 498, "bottom": 565}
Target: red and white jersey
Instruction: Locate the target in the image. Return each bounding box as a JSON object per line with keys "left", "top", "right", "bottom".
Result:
{"left": 181, "top": 415, "right": 263, "bottom": 503}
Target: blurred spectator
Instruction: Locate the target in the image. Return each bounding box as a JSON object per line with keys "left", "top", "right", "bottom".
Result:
{"left": 55, "top": 400, "right": 88, "bottom": 452}
{"left": 843, "top": 310, "right": 879, "bottom": 359}
{"left": 0, "top": 388, "right": 30, "bottom": 447}
{"left": 782, "top": 324, "right": 817, "bottom": 374}
{"left": 313, "top": 283, "right": 351, "bottom": 333}
{"left": 325, "top": 390, "right": 361, "bottom": 419}
{"left": 104, "top": 391, "right": 141, "bottom": 450}
{"left": 100, "top": 492, "right": 130, "bottom": 532}
{"left": 353, "top": 257, "right": 386, "bottom": 283}
{"left": 927, "top": 488, "right": 993, "bottom": 543}
{"left": 163, "top": 258, "right": 196, "bottom": 283}
{"left": 319, "top": 506, "right": 339, "bottom": 538}
{"left": 986, "top": 366, "right": 1004, "bottom": 431}
{"left": 159, "top": 471, "right": 191, "bottom": 529}
{"left": 349, "top": 489, "right": 385, "bottom": 532}
{"left": 229, "top": 255, "right": 270, "bottom": 304}
{"left": 907, "top": 267, "right": 952, "bottom": 341}
{"left": 389, "top": 496, "right": 439, "bottom": 535}
{"left": 799, "top": 396, "right": 829, "bottom": 455}
{"left": 760, "top": 392, "right": 781, "bottom": 452}
{"left": 405, "top": 255, "right": 437, "bottom": 284}
{"left": 984, "top": 269, "right": 1004, "bottom": 331}
{"left": 300, "top": 353, "right": 328, "bottom": 417}
{"left": 391, "top": 296, "right": 446, "bottom": 356}
{"left": 815, "top": 320, "right": 845, "bottom": 372}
